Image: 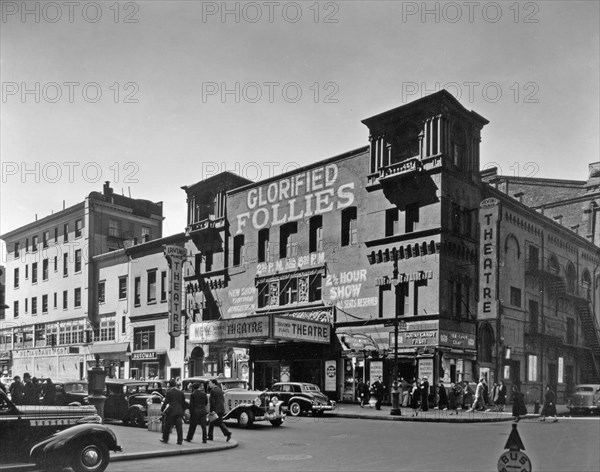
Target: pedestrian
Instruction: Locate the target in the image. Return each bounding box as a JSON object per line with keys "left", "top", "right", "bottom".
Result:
{"left": 356, "top": 379, "right": 369, "bottom": 408}
{"left": 495, "top": 380, "right": 507, "bottom": 413}
{"left": 511, "top": 383, "right": 528, "bottom": 422}
{"left": 462, "top": 381, "right": 473, "bottom": 410}
{"left": 160, "top": 379, "right": 186, "bottom": 444}
{"left": 207, "top": 379, "right": 232, "bottom": 442}
{"left": 185, "top": 382, "right": 208, "bottom": 443}
{"left": 419, "top": 376, "right": 429, "bottom": 412}
{"left": 372, "top": 376, "right": 384, "bottom": 410}
{"left": 540, "top": 384, "right": 558, "bottom": 423}
{"left": 410, "top": 380, "right": 420, "bottom": 416}
{"left": 32, "top": 377, "right": 42, "bottom": 404}
{"left": 468, "top": 378, "right": 486, "bottom": 412}
{"left": 9, "top": 376, "right": 23, "bottom": 404}
{"left": 436, "top": 380, "right": 449, "bottom": 410}
{"left": 400, "top": 378, "right": 410, "bottom": 407}
{"left": 482, "top": 378, "right": 490, "bottom": 408}
{"left": 22, "top": 373, "right": 38, "bottom": 405}
{"left": 448, "top": 382, "right": 460, "bottom": 415}
{"left": 42, "top": 378, "right": 56, "bottom": 405}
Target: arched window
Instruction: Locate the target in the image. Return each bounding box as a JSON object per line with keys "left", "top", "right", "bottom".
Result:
{"left": 565, "top": 262, "right": 576, "bottom": 294}
{"left": 548, "top": 255, "right": 560, "bottom": 274}
{"left": 478, "top": 323, "right": 495, "bottom": 363}
{"left": 582, "top": 269, "right": 592, "bottom": 300}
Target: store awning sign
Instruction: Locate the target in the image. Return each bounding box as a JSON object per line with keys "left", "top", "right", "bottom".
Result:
{"left": 273, "top": 316, "right": 330, "bottom": 344}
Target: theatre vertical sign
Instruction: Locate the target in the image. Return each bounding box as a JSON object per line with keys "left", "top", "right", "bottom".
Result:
{"left": 478, "top": 198, "right": 500, "bottom": 319}
{"left": 164, "top": 245, "right": 187, "bottom": 337}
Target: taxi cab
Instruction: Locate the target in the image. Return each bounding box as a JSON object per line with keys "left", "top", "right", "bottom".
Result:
{"left": 181, "top": 376, "right": 284, "bottom": 428}
{"left": 567, "top": 384, "right": 600, "bottom": 415}
{"left": 103, "top": 379, "right": 164, "bottom": 427}
{"left": 0, "top": 389, "right": 121, "bottom": 472}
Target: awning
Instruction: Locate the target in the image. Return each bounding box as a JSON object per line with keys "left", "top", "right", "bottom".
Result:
{"left": 336, "top": 325, "right": 391, "bottom": 354}
{"left": 90, "top": 343, "right": 130, "bottom": 360}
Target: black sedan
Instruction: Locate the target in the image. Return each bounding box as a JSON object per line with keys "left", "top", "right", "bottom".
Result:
{"left": 268, "top": 382, "right": 336, "bottom": 417}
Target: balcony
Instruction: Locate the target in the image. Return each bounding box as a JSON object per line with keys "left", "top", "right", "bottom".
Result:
{"left": 186, "top": 216, "right": 226, "bottom": 250}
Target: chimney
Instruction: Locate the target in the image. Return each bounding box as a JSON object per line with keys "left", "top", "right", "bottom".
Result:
{"left": 103, "top": 181, "right": 113, "bottom": 198}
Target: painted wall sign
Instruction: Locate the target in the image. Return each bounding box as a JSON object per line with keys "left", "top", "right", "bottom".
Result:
{"left": 390, "top": 329, "right": 439, "bottom": 348}
{"left": 226, "top": 286, "right": 257, "bottom": 316}
{"left": 13, "top": 347, "right": 71, "bottom": 358}
{"left": 256, "top": 252, "right": 325, "bottom": 277}
{"left": 325, "top": 360, "right": 337, "bottom": 391}
{"left": 235, "top": 163, "right": 355, "bottom": 233}
{"left": 164, "top": 245, "right": 186, "bottom": 337}
{"left": 273, "top": 316, "right": 330, "bottom": 344}
{"left": 325, "top": 269, "right": 378, "bottom": 309}
{"left": 189, "top": 316, "right": 269, "bottom": 343}
{"left": 478, "top": 198, "right": 500, "bottom": 319}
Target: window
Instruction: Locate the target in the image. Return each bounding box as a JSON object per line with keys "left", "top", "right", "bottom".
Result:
{"left": 134, "top": 326, "right": 155, "bottom": 351}
{"left": 42, "top": 295, "right": 48, "bottom": 313}
{"left": 59, "top": 320, "right": 85, "bottom": 345}
{"left": 35, "top": 324, "right": 46, "bottom": 346}
{"left": 161, "top": 271, "right": 167, "bottom": 301}
{"left": 25, "top": 264, "right": 28, "bottom": 279}
{"left": 54, "top": 256, "right": 58, "bottom": 272}
{"left": 63, "top": 253, "right": 69, "bottom": 276}
{"left": 64, "top": 223, "right": 69, "bottom": 242}
{"left": 279, "top": 278, "right": 298, "bottom": 305}
{"left": 309, "top": 216, "right": 324, "bottom": 253}
{"left": 566, "top": 318, "right": 575, "bottom": 344}
{"left": 25, "top": 298, "right": 28, "bottom": 313}
{"left": 14, "top": 268, "right": 19, "bottom": 288}
{"left": 280, "top": 222, "right": 298, "bottom": 258}
{"left": 119, "top": 276, "right": 128, "bottom": 300}
{"left": 510, "top": 287, "right": 522, "bottom": 307}
{"left": 258, "top": 229, "right": 270, "bottom": 262}
{"left": 122, "top": 316, "right": 127, "bottom": 334}
{"left": 32, "top": 235, "right": 38, "bottom": 252}
{"left": 32, "top": 262, "right": 38, "bottom": 284}
{"left": 53, "top": 292, "right": 57, "bottom": 309}
{"left": 75, "top": 249, "right": 82, "bottom": 272}
{"left": 94, "top": 316, "right": 116, "bottom": 342}
{"left": 134, "top": 277, "right": 141, "bottom": 305}
{"left": 565, "top": 263, "right": 576, "bottom": 294}
{"left": 527, "top": 354, "right": 538, "bottom": 381}
{"left": 385, "top": 209, "right": 399, "bottom": 237}
{"left": 405, "top": 203, "right": 420, "bottom": 233}
{"left": 42, "top": 259, "right": 49, "bottom": 281}
{"left": 63, "top": 290, "right": 68, "bottom": 309}
{"left": 204, "top": 251, "right": 213, "bottom": 272}
{"left": 451, "top": 203, "right": 461, "bottom": 234}
{"left": 13, "top": 301, "right": 19, "bottom": 318}
{"left": 259, "top": 272, "right": 323, "bottom": 308}
{"left": 147, "top": 270, "right": 157, "bottom": 303}
{"left": 309, "top": 273, "right": 322, "bottom": 302}
{"left": 529, "top": 300, "right": 539, "bottom": 333}
{"left": 98, "top": 281, "right": 106, "bottom": 304}
{"left": 43, "top": 231, "right": 49, "bottom": 248}
{"left": 32, "top": 297, "right": 38, "bottom": 315}
{"left": 14, "top": 242, "right": 20, "bottom": 258}
{"left": 341, "top": 207, "right": 357, "bottom": 246}
{"left": 233, "top": 235, "right": 245, "bottom": 266}
{"left": 74, "top": 288, "right": 81, "bottom": 308}
{"left": 142, "top": 226, "right": 151, "bottom": 242}
{"left": 75, "top": 219, "right": 83, "bottom": 238}
{"left": 54, "top": 227, "right": 58, "bottom": 242}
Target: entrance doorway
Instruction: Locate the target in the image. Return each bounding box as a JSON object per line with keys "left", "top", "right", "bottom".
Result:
{"left": 254, "top": 362, "right": 280, "bottom": 390}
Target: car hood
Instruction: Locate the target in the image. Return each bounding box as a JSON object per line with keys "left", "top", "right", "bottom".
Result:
{"left": 18, "top": 405, "right": 98, "bottom": 416}
{"left": 307, "top": 392, "right": 332, "bottom": 403}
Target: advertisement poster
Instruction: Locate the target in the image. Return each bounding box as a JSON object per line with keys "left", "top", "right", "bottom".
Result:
{"left": 418, "top": 358, "right": 433, "bottom": 380}
{"left": 325, "top": 360, "right": 336, "bottom": 391}
{"left": 370, "top": 360, "right": 383, "bottom": 384}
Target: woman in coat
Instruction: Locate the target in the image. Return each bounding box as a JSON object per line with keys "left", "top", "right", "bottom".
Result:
{"left": 511, "top": 383, "right": 528, "bottom": 421}
{"left": 540, "top": 384, "right": 558, "bottom": 422}
{"left": 410, "top": 380, "right": 421, "bottom": 416}
{"left": 436, "top": 381, "right": 449, "bottom": 410}
{"left": 462, "top": 381, "right": 473, "bottom": 410}
{"left": 495, "top": 380, "right": 507, "bottom": 412}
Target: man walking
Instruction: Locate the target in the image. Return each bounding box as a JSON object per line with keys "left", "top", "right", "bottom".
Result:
{"left": 22, "top": 373, "right": 38, "bottom": 405}
{"left": 468, "top": 378, "right": 485, "bottom": 412}
{"left": 540, "top": 384, "right": 558, "bottom": 423}
{"left": 160, "top": 379, "right": 186, "bottom": 444}
{"left": 372, "top": 376, "right": 384, "bottom": 410}
{"left": 185, "top": 382, "right": 208, "bottom": 443}
{"left": 9, "top": 376, "right": 23, "bottom": 405}
{"left": 207, "top": 379, "right": 232, "bottom": 442}
{"left": 356, "top": 379, "right": 368, "bottom": 408}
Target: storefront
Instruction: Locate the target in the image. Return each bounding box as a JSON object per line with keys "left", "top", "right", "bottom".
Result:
{"left": 129, "top": 350, "right": 167, "bottom": 380}
{"left": 89, "top": 342, "right": 131, "bottom": 379}
{"left": 11, "top": 346, "right": 90, "bottom": 381}
{"left": 0, "top": 351, "right": 10, "bottom": 376}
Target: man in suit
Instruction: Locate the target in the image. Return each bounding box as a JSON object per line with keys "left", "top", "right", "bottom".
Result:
{"left": 160, "top": 379, "right": 186, "bottom": 444}
{"left": 22, "top": 373, "right": 38, "bottom": 405}
{"left": 185, "top": 382, "right": 208, "bottom": 443}
{"left": 8, "top": 376, "right": 23, "bottom": 405}
{"left": 207, "top": 379, "right": 232, "bottom": 442}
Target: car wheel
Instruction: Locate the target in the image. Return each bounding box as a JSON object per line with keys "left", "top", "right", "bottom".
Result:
{"left": 289, "top": 402, "right": 302, "bottom": 417}
{"left": 130, "top": 410, "right": 145, "bottom": 428}
{"left": 71, "top": 441, "right": 110, "bottom": 472}
{"left": 270, "top": 418, "right": 283, "bottom": 427}
{"left": 237, "top": 409, "right": 255, "bottom": 428}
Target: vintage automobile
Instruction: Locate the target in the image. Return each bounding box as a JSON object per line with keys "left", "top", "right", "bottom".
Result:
{"left": 567, "top": 384, "right": 600, "bottom": 415}
{"left": 0, "top": 389, "right": 121, "bottom": 472}
{"left": 268, "top": 382, "right": 337, "bottom": 417}
{"left": 181, "top": 376, "right": 284, "bottom": 428}
{"left": 53, "top": 380, "right": 90, "bottom": 406}
{"left": 103, "top": 379, "right": 164, "bottom": 427}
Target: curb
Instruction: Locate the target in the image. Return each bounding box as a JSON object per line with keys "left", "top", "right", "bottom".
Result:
{"left": 332, "top": 412, "right": 515, "bottom": 422}
{"left": 111, "top": 439, "right": 238, "bottom": 462}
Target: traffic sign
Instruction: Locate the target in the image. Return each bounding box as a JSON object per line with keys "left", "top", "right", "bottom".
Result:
{"left": 497, "top": 450, "right": 531, "bottom": 472}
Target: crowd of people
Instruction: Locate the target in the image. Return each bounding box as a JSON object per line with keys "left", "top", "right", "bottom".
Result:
{"left": 2, "top": 373, "right": 56, "bottom": 405}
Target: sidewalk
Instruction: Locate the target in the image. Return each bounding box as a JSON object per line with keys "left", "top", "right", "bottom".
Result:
{"left": 329, "top": 402, "right": 572, "bottom": 422}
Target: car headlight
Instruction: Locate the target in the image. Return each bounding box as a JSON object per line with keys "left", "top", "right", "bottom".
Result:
{"left": 254, "top": 397, "right": 262, "bottom": 407}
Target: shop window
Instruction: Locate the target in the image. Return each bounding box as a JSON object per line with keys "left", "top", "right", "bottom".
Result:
{"left": 527, "top": 354, "right": 538, "bottom": 381}
{"left": 119, "top": 276, "right": 128, "bottom": 300}
{"left": 134, "top": 277, "right": 141, "bottom": 306}
{"left": 147, "top": 269, "right": 157, "bottom": 303}
{"left": 280, "top": 222, "right": 298, "bottom": 258}
{"left": 510, "top": 287, "right": 522, "bottom": 307}
{"left": 341, "top": 207, "right": 357, "bottom": 246}
{"left": 258, "top": 229, "right": 269, "bottom": 262}
{"left": 309, "top": 216, "right": 323, "bottom": 253}
{"left": 75, "top": 249, "right": 82, "bottom": 273}
{"left": 35, "top": 324, "right": 46, "bottom": 346}
{"left": 43, "top": 259, "right": 49, "bottom": 281}
{"left": 134, "top": 326, "right": 155, "bottom": 351}
{"left": 233, "top": 235, "right": 245, "bottom": 266}
{"left": 385, "top": 209, "right": 399, "bottom": 237}
{"left": 405, "top": 203, "right": 419, "bottom": 233}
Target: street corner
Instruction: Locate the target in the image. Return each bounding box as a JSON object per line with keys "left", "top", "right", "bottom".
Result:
{"left": 110, "top": 438, "right": 238, "bottom": 462}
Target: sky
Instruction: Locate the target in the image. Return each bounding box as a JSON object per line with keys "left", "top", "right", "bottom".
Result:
{"left": 1, "top": 0, "right": 599, "bottom": 256}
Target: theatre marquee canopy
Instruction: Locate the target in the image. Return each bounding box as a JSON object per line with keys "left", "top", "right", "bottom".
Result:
{"left": 189, "top": 315, "right": 330, "bottom": 346}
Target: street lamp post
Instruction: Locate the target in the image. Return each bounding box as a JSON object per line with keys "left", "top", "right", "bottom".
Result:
{"left": 390, "top": 277, "right": 401, "bottom": 416}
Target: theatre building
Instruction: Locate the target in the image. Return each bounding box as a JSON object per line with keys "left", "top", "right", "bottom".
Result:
{"left": 188, "top": 90, "right": 487, "bottom": 399}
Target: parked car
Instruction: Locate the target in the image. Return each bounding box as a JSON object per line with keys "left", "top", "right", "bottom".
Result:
{"left": 147, "top": 379, "right": 170, "bottom": 396}
{"left": 53, "top": 380, "right": 90, "bottom": 406}
{"left": 268, "top": 382, "right": 337, "bottom": 417}
{"left": 0, "top": 388, "right": 121, "bottom": 472}
{"left": 567, "top": 384, "right": 600, "bottom": 415}
{"left": 181, "top": 376, "right": 284, "bottom": 428}
{"left": 103, "top": 379, "right": 164, "bottom": 427}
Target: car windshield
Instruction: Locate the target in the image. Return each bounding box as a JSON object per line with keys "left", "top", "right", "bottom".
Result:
{"left": 221, "top": 381, "right": 247, "bottom": 390}
{"left": 303, "top": 384, "right": 321, "bottom": 392}
{"left": 64, "top": 383, "right": 88, "bottom": 394}
{"left": 576, "top": 386, "right": 595, "bottom": 392}
{"left": 126, "top": 384, "right": 150, "bottom": 394}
